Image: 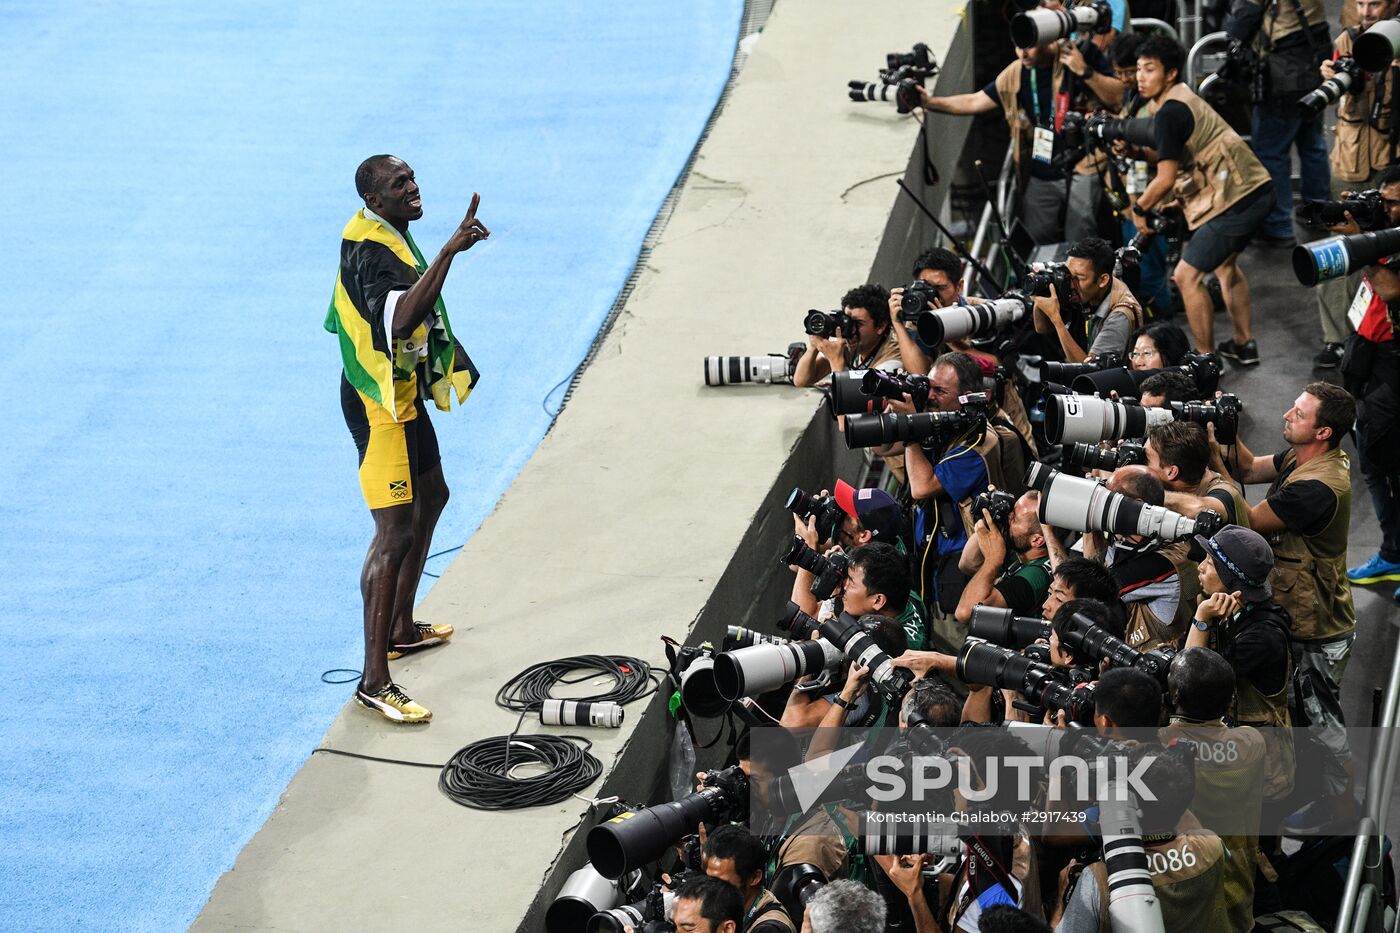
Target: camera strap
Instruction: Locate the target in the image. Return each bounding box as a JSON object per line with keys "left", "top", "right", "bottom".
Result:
{"left": 954, "top": 835, "right": 1021, "bottom": 924}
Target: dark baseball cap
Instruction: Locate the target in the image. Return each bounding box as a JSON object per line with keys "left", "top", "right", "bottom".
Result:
{"left": 1194, "top": 525, "right": 1274, "bottom": 602}
{"left": 835, "top": 480, "right": 903, "bottom": 543}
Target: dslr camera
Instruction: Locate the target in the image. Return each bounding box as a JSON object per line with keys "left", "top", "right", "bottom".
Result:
{"left": 844, "top": 392, "right": 992, "bottom": 449}
{"left": 971, "top": 488, "right": 1017, "bottom": 532}
{"left": 805, "top": 309, "right": 855, "bottom": 340}
{"left": 1295, "top": 189, "right": 1389, "bottom": 232}
{"left": 786, "top": 487, "right": 846, "bottom": 546}
{"left": 1300, "top": 56, "right": 1363, "bottom": 117}
{"left": 784, "top": 536, "right": 850, "bottom": 600}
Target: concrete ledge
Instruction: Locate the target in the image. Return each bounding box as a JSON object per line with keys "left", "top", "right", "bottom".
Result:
{"left": 192, "top": 2, "right": 977, "bottom": 931}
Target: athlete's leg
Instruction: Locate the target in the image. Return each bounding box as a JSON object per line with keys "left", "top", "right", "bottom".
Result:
{"left": 361, "top": 503, "right": 414, "bottom": 694}
{"left": 388, "top": 464, "right": 450, "bottom": 644}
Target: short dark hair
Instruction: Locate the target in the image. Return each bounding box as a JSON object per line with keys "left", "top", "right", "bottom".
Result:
{"left": 981, "top": 905, "right": 1054, "bottom": 933}
{"left": 1067, "top": 236, "right": 1115, "bottom": 280}
{"left": 1106, "top": 31, "right": 1144, "bottom": 70}
{"left": 676, "top": 875, "right": 744, "bottom": 929}
{"left": 934, "top": 350, "right": 985, "bottom": 396}
{"left": 1052, "top": 598, "right": 1125, "bottom": 666}
{"left": 355, "top": 154, "right": 399, "bottom": 199}
{"left": 703, "top": 824, "right": 768, "bottom": 886}
{"left": 1147, "top": 421, "right": 1210, "bottom": 486}
{"left": 842, "top": 283, "right": 892, "bottom": 330}
{"left": 857, "top": 613, "right": 909, "bottom": 659}
{"left": 1380, "top": 164, "right": 1400, "bottom": 189}
{"left": 1133, "top": 322, "right": 1191, "bottom": 367}
{"left": 1168, "top": 647, "right": 1236, "bottom": 721}
{"left": 903, "top": 678, "right": 962, "bottom": 727}
{"left": 945, "top": 725, "right": 1039, "bottom": 812}
{"left": 1094, "top": 667, "right": 1164, "bottom": 727}
{"left": 913, "top": 247, "right": 963, "bottom": 281}
{"left": 1054, "top": 556, "right": 1122, "bottom": 606}
{"left": 1138, "top": 369, "right": 1198, "bottom": 403}
{"left": 1112, "top": 466, "right": 1165, "bottom": 506}
{"left": 1137, "top": 35, "right": 1185, "bottom": 79}
{"left": 1304, "top": 381, "right": 1357, "bottom": 448}
{"left": 1132, "top": 742, "right": 1197, "bottom": 834}
{"left": 849, "top": 542, "right": 912, "bottom": 616}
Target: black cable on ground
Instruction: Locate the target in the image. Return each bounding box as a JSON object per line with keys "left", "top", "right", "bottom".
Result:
{"left": 438, "top": 713, "right": 604, "bottom": 810}
{"left": 495, "top": 654, "right": 659, "bottom": 713}
{"left": 320, "top": 669, "right": 361, "bottom": 684}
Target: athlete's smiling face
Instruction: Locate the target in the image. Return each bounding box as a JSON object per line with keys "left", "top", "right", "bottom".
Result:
{"left": 364, "top": 157, "right": 423, "bottom": 229}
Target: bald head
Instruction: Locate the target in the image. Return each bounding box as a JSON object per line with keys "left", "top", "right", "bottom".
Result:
{"left": 1109, "top": 464, "right": 1164, "bottom": 506}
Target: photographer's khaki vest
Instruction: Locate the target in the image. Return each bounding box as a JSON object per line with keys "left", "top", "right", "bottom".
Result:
{"left": 1149, "top": 83, "right": 1271, "bottom": 229}
{"left": 1084, "top": 830, "right": 1229, "bottom": 933}
{"left": 1331, "top": 29, "right": 1399, "bottom": 183}
{"left": 1086, "top": 277, "right": 1143, "bottom": 358}
{"left": 1123, "top": 539, "right": 1189, "bottom": 651}
{"left": 1159, "top": 721, "right": 1268, "bottom": 933}
{"left": 1216, "top": 605, "right": 1296, "bottom": 799}
{"left": 1266, "top": 447, "right": 1355, "bottom": 641}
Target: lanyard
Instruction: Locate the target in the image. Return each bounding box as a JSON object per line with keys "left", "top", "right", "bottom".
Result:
{"left": 1030, "top": 68, "right": 1044, "bottom": 126}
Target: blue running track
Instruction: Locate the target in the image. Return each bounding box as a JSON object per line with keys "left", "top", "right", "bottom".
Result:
{"left": 0, "top": 3, "right": 740, "bottom": 929}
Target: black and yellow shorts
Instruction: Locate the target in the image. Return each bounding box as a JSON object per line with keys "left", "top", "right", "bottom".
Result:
{"left": 340, "top": 374, "right": 441, "bottom": 510}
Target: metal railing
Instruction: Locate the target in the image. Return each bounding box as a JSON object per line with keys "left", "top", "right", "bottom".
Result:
{"left": 1186, "top": 30, "right": 1231, "bottom": 91}
{"left": 1130, "top": 17, "right": 1179, "bottom": 41}
{"left": 1335, "top": 626, "right": 1400, "bottom": 933}
{"left": 965, "top": 145, "right": 1015, "bottom": 295}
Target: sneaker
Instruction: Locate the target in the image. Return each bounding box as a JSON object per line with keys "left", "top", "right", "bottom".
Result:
{"left": 354, "top": 682, "right": 432, "bottom": 723}
{"left": 1313, "top": 343, "right": 1345, "bottom": 369}
{"left": 387, "top": 621, "right": 455, "bottom": 660}
{"left": 1217, "top": 339, "right": 1260, "bottom": 366}
{"left": 1348, "top": 553, "right": 1400, "bottom": 584}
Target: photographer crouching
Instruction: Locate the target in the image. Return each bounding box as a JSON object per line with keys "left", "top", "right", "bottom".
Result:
{"left": 1130, "top": 36, "right": 1274, "bottom": 363}
{"left": 1030, "top": 236, "right": 1143, "bottom": 364}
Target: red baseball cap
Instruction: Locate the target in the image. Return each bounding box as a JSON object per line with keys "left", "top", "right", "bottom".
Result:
{"left": 834, "top": 480, "right": 903, "bottom": 543}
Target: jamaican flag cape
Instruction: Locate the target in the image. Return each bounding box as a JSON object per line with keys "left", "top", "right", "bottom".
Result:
{"left": 324, "top": 209, "right": 479, "bottom": 420}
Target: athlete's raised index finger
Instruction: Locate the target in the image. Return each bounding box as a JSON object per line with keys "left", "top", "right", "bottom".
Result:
{"left": 465, "top": 192, "right": 480, "bottom": 223}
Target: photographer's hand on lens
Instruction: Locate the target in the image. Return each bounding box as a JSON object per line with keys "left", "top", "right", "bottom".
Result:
{"left": 885, "top": 391, "right": 919, "bottom": 415}
{"left": 873, "top": 853, "right": 931, "bottom": 900}
{"left": 1328, "top": 210, "right": 1362, "bottom": 236}
{"left": 1059, "top": 41, "right": 1088, "bottom": 78}
{"left": 794, "top": 513, "right": 820, "bottom": 551}
{"left": 841, "top": 661, "right": 871, "bottom": 703}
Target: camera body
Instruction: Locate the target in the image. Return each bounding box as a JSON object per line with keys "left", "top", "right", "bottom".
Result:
{"left": 844, "top": 392, "right": 991, "bottom": 450}
{"left": 1300, "top": 56, "right": 1363, "bottom": 116}
{"left": 901, "top": 279, "right": 941, "bottom": 321}
{"left": 805, "top": 308, "right": 854, "bottom": 339}
{"left": 1295, "top": 188, "right": 1389, "bottom": 232}
{"left": 784, "top": 535, "right": 850, "bottom": 600}
{"left": 1063, "top": 440, "right": 1146, "bottom": 473}
{"left": 864, "top": 368, "right": 932, "bottom": 411}
{"left": 1041, "top": 352, "right": 1125, "bottom": 385}
{"left": 786, "top": 487, "right": 846, "bottom": 546}
{"left": 1023, "top": 261, "right": 1074, "bottom": 301}
{"left": 971, "top": 488, "right": 1017, "bottom": 532}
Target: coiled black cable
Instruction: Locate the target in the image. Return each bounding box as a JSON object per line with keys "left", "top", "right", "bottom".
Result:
{"left": 438, "top": 719, "right": 604, "bottom": 810}
{"left": 495, "top": 654, "right": 658, "bottom": 713}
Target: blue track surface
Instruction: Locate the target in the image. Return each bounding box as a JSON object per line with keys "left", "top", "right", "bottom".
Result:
{"left": 0, "top": 3, "right": 740, "bottom": 929}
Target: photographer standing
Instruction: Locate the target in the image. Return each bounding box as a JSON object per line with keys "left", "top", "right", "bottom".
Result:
{"left": 1131, "top": 36, "right": 1274, "bottom": 363}
{"left": 792, "top": 284, "right": 902, "bottom": 387}
{"left": 1224, "top": 0, "right": 1333, "bottom": 248}
{"left": 1310, "top": 0, "right": 1400, "bottom": 368}
{"left": 1030, "top": 236, "right": 1143, "bottom": 363}
{"left": 955, "top": 490, "right": 1053, "bottom": 623}
{"left": 918, "top": 40, "right": 1122, "bottom": 245}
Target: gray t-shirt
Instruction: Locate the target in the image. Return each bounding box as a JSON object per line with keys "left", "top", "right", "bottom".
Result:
{"left": 1054, "top": 866, "right": 1104, "bottom": 933}
{"left": 1087, "top": 302, "right": 1134, "bottom": 359}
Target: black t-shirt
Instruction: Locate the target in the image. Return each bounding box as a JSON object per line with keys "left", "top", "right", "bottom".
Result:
{"left": 1224, "top": 606, "right": 1290, "bottom": 696}
{"left": 981, "top": 47, "right": 1114, "bottom": 181}
{"left": 1268, "top": 452, "right": 1338, "bottom": 536}
{"left": 1153, "top": 99, "right": 1195, "bottom": 162}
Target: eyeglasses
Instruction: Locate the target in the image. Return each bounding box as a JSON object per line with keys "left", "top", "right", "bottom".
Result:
{"left": 1128, "top": 349, "right": 1160, "bottom": 360}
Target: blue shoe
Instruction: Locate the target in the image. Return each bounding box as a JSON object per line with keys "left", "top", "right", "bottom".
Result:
{"left": 1282, "top": 796, "right": 1358, "bottom": 835}
{"left": 1348, "top": 553, "right": 1400, "bottom": 584}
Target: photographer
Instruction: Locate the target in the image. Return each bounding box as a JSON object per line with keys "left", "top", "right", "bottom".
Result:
{"left": 804, "top": 880, "right": 885, "bottom": 933}
{"left": 1092, "top": 666, "right": 1165, "bottom": 729}
{"left": 1183, "top": 527, "right": 1296, "bottom": 806}
{"left": 1128, "top": 321, "right": 1192, "bottom": 371}
{"left": 1030, "top": 237, "right": 1143, "bottom": 363}
{"left": 702, "top": 825, "right": 796, "bottom": 933}
{"left": 1137, "top": 369, "right": 1199, "bottom": 407}
{"left": 1149, "top": 421, "right": 1250, "bottom": 528}
{"left": 1048, "top": 597, "right": 1126, "bottom": 670}
{"left": 779, "top": 611, "right": 910, "bottom": 729}
{"left": 1041, "top": 556, "right": 1126, "bottom": 623}
{"left": 955, "top": 491, "right": 1053, "bottom": 623}
{"left": 1081, "top": 466, "right": 1188, "bottom": 650}
{"left": 793, "top": 284, "right": 902, "bottom": 388}
{"left": 890, "top": 247, "right": 967, "bottom": 375}
{"left": 917, "top": 41, "right": 1122, "bottom": 245}
{"left": 1310, "top": 0, "right": 1400, "bottom": 368}
{"left": 1130, "top": 35, "right": 1273, "bottom": 363}
{"left": 1160, "top": 647, "right": 1269, "bottom": 933}
{"left": 1223, "top": 0, "right": 1332, "bottom": 249}
{"left": 902, "top": 353, "right": 1010, "bottom": 650}
{"left": 673, "top": 875, "right": 745, "bottom": 933}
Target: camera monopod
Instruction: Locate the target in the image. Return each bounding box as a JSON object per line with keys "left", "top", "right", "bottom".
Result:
{"left": 896, "top": 178, "right": 1002, "bottom": 298}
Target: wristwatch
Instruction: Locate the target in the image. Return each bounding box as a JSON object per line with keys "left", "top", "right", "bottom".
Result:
{"left": 1132, "top": 203, "right": 1147, "bottom": 217}
{"left": 1192, "top": 618, "right": 1211, "bottom": 632}
{"left": 834, "top": 695, "right": 852, "bottom": 709}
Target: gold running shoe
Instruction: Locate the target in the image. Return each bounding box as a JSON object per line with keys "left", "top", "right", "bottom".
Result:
{"left": 387, "top": 621, "right": 455, "bottom": 660}
{"left": 354, "top": 682, "right": 432, "bottom": 724}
